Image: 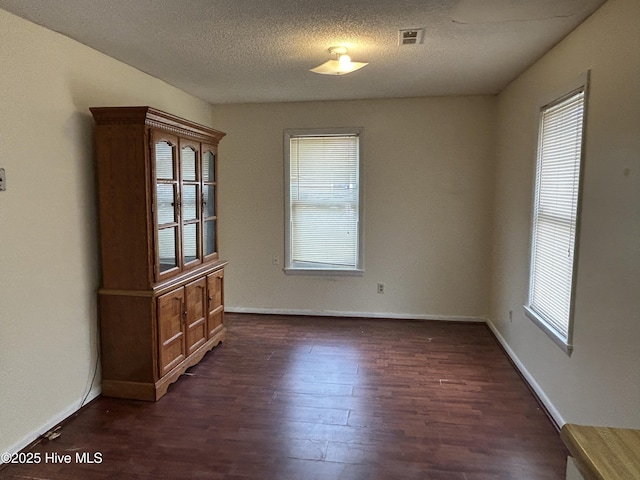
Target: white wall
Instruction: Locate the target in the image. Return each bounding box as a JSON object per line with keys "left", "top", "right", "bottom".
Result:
{"left": 490, "top": 0, "right": 640, "bottom": 428}
{"left": 212, "top": 97, "right": 496, "bottom": 320}
{"left": 0, "top": 9, "right": 214, "bottom": 454}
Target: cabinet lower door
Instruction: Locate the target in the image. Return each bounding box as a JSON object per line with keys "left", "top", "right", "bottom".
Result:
{"left": 158, "top": 288, "right": 186, "bottom": 376}
{"left": 185, "top": 278, "right": 207, "bottom": 355}
{"left": 207, "top": 269, "right": 224, "bottom": 338}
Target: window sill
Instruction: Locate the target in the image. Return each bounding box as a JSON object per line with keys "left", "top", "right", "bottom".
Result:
{"left": 284, "top": 267, "right": 364, "bottom": 277}
{"left": 524, "top": 305, "right": 573, "bottom": 356}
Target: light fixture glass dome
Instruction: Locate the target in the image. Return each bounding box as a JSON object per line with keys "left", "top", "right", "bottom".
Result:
{"left": 310, "top": 47, "right": 368, "bottom": 75}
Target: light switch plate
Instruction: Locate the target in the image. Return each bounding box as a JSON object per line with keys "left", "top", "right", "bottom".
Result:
{"left": 0, "top": 168, "right": 5, "bottom": 191}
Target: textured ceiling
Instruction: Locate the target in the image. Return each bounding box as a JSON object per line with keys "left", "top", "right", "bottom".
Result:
{"left": 0, "top": 0, "right": 606, "bottom": 104}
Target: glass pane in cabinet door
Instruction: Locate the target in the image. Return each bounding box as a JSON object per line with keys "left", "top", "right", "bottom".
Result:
{"left": 181, "top": 147, "right": 197, "bottom": 181}
{"left": 158, "top": 227, "right": 178, "bottom": 272}
{"left": 202, "top": 150, "right": 215, "bottom": 182}
{"left": 155, "top": 141, "right": 175, "bottom": 180}
{"left": 203, "top": 185, "right": 215, "bottom": 217}
{"left": 156, "top": 184, "right": 175, "bottom": 225}
{"left": 183, "top": 223, "right": 198, "bottom": 264}
{"left": 203, "top": 220, "right": 216, "bottom": 256}
{"left": 182, "top": 185, "right": 197, "bottom": 221}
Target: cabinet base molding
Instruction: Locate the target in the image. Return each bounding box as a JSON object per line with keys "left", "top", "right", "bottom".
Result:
{"left": 102, "top": 328, "right": 226, "bottom": 401}
{"left": 102, "top": 380, "right": 159, "bottom": 402}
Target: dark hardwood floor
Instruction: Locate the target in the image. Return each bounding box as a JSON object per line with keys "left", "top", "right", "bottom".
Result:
{"left": 1, "top": 314, "right": 568, "bottom": 480}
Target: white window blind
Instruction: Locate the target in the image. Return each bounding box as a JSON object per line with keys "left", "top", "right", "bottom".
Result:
{"left": 285, "top": 130, "right": 362, "bottom": 274}
{"left": 526, "top": 88, "right": 586, "bottom": 353}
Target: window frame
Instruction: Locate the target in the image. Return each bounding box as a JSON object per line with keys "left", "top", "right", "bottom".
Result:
{"left": 524, "top": 74, "right": 589, "bottom": 355}
{"left": 284, "top": 127, "right": 364, "bottom": 276}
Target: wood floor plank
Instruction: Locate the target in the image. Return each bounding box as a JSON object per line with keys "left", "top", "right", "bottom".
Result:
{"left": 1, "top": 314, "right": 568, "bottom": 479}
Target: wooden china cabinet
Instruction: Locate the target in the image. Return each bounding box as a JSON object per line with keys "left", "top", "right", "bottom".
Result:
{"left": 91, "top": 106, "right": 227, "bottom": 401}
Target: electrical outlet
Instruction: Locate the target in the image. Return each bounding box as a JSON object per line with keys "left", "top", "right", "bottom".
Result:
{"left": 377, "top": 283, "right": 385, "bottom": 294}
{"left": 509, "top": 310, "right": 513, "bottom": 322}
{"left": 0, "top": 168, "right": 5, "bottom": 191}
{"left": 272, "top": 255, "right": 280, "bottom": 266}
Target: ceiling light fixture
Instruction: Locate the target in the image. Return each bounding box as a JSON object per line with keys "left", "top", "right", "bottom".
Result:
{"left": 310, "top": 46, "right": 368, "bottom": 75}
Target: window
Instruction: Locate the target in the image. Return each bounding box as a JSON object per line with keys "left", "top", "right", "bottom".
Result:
{"left": 284, "top": 128, "right": 363, "bottom": 275}
{"left": 525, "top": 85, "right": 587, "bottom": 354}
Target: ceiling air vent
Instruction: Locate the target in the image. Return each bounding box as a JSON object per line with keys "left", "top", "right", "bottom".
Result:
{"left": 398, "top": 28, "right": 424, "bottom": 46}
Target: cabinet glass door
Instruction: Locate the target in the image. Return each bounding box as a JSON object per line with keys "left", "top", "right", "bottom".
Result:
{"left": 202, "top": 147, "right": 218, "bottom": 259}
{"left": 155, "top": 138, "right": 179, "bottom": 275}
{"left": 181, "top": 144, "right": 201, "bottom": 267}
{"left": 202, "top": 148, "right": 215, "bottom": 182}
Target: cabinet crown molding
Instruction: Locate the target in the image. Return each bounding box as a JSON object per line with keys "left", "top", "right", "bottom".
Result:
{"left": 90, "top": 106, "right": 226, "bottom": 142}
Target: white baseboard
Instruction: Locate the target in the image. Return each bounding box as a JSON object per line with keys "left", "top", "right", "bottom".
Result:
{"left": 225, "top": 307, "right": 486, "bottom": 323}
{"left": 485, "top": 318, "right": 565, "bottom": 428}
{"left": 2, "top": 386, "right": 101, "bottom": 460}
